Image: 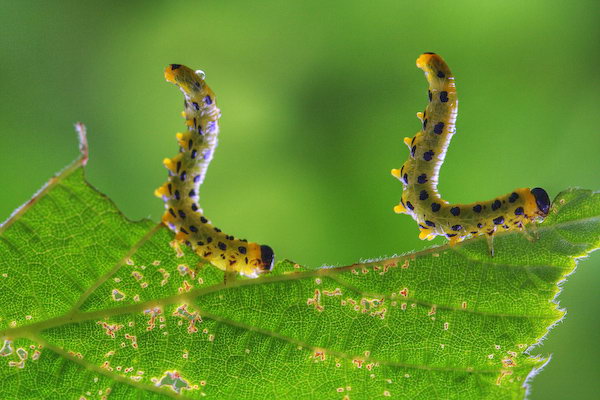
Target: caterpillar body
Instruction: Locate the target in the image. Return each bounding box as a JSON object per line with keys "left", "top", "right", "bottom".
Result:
{"left": 392, "top": 53, "right": 550, "bottom": 246}
{"left": 156, "top": 64, "right": 274, "bottom": 278}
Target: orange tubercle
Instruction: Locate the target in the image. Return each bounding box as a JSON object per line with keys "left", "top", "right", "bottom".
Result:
{"left": 164, "top": 64, "right": 179, "bottom": 84}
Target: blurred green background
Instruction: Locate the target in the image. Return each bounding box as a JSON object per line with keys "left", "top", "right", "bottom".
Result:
{"left": 1, "top": 0, "right": 598, "bottom": 398}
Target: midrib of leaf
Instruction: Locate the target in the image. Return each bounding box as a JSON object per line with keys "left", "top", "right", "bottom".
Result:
{"left": 2, "top": 253, "right": 561, "bottom": 338}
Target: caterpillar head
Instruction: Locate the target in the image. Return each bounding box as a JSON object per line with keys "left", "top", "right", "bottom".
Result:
{"left": 259, "top": 245, "right": 275, "bottom": 272}
{"left": 165, "top": 64, "right": 208, "bottom": 96}
{"left": 530, "top": 187, "right": 551, "bottom": 217}
{"left": 239, "top": 243, "right": 275, "bottom": 277}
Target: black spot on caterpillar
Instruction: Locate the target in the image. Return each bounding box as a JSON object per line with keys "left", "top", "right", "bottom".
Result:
{"left": 391, "top": 53, "right": 550, "bottom": 246}
{"left": 156, "top": 64, "right": 274, "bottom": 277}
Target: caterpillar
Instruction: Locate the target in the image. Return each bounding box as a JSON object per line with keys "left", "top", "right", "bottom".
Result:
{"left": 155, "top": 64, "right": 274, "bottom": 278}
{"left": 391, "top": 53, "right": 550, "bottom": 247}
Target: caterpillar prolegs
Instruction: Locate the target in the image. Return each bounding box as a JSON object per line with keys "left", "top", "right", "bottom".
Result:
{"left": 156, "top": 64, "right": 274, "bottom": 278}
{"left": 392, "top": 53, "right": 550, "bottom": 246}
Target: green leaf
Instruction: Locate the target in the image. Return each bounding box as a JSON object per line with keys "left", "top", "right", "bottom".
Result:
{"left": 0, "top": 134, "right": 598, "bottom": 399}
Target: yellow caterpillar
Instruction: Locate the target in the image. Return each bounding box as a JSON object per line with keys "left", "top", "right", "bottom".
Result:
{"left": 392, "top": 53, "right": 550, "bottom": 246}
{"left": 156, "top": 64, "right": 274, "bottom": 277}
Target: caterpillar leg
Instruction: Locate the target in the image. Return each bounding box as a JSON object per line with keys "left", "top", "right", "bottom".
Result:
{"left": 418, "top": 228, "right": 436, "bottom": 241}
{"left": 393, "top": 203, "right": 407, "bottom": 214}
{"left": 448, "top": 235, "right": 463, "bottom": 247}
{"left": 223, "top": 269, "right": 238, "bottom": 285}
{"left": 486, "top": 235, "right": 495, "bottom": 257}
{"left": 522, "top": 222, "right": 540, "bottom": 242}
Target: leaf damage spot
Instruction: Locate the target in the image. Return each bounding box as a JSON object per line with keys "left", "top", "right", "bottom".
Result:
{"left": 323, "top": 288, "right": 342, "bottom": 296}
{"left": 131, "top": 271, "right": 143, "bottom": 281}
{"left": 8, "top": 360, "right": 25, "bottom": 368}
{"left": 16, "top": 347, "right": 28, "bottom": 360}
{"left": 342, "top": 297, "right": 386, "bottom": 318}
{"left": 144, "top": 307, "right": 162, "bottom": 331}
{"left": 97, "top": 321, "right": 124, "bottom": 338}
{"left": 111, "top": 289, "right": 126, "bottom": 301}
{"left": 177, "top": 264, "right": 196, "bottom": 279}
{"left": 173, "top": 304, "right": 202, "bottom": 333}
{"left": 312, "top": 350, "right": 326, "bottom": 362}
{"left": 152, "top": 370, "right": 199, "bottom": 394}
{"left": 158, "top": 268, "right": 170, "bottom": 286}
{"left": 125, "top": 334, "right": 138, "bottom": 349}
{"left": 502, "top": 357, "right": 517, "bottom": 368}
{"left": 178, "top": 280, "right": 193, "bottom": 293}
{"left": 365, "top": 362, "right": 378, "bottom": 371}
{"left": 170, "top": 240, "right": 185, "bottom": 258}
{"left": 0, "top": 339, "right": 13, "bottom": 356}
{"left": 373, "top": 260, "right": 398, "bottom": 275}
{"left": 496, "top": 369, "right": 513, "bottom": 385}
{"left": 307, "top": 289, "right": 324, "bottom": 312}
{"left": 382, "top": 260, "right": 399, "bottom": 274}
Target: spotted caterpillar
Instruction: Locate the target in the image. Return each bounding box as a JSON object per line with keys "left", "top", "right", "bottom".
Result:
{"left": 155, "top": 64, "right": 274, "bottom": 277}
{"left": 392, "top": 53, "right": 550, "bottom": 246}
